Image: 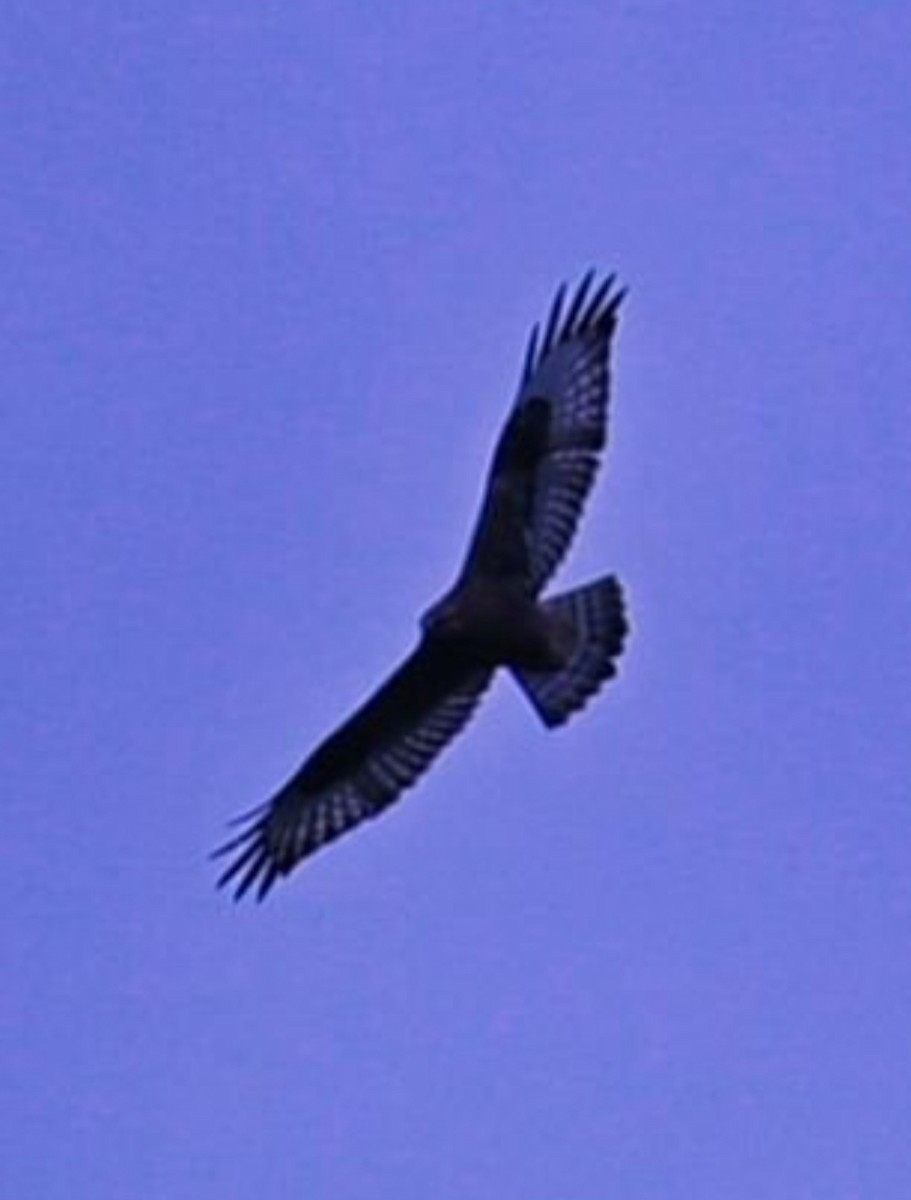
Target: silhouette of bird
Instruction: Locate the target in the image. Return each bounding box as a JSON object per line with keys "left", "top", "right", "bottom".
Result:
{"left": 215, "top": 271, "right": 629, "bottom": 900}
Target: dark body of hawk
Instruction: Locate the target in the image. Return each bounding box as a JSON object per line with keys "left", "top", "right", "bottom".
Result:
{"left": 216, "top": 271, "right": 629, "bottom": 900}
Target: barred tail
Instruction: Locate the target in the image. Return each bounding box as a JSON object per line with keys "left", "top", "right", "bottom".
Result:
{"left": 511, "top": 575, "right": 628, "bottom": 728}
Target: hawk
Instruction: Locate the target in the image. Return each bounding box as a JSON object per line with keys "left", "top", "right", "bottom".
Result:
{"left": 215, "top": 271, "right": 629, "bottom": 900}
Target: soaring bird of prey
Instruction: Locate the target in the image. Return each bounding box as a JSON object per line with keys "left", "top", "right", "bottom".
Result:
{"left": 215, "top": 271, "right": 629, "bottom": 900}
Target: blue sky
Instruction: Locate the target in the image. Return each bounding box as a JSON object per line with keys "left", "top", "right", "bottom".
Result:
{"left": 3, "top": 3, "right": 910, "bottom": 1196}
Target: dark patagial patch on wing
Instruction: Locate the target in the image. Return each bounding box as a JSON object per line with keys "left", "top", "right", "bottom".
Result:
{"left": 213, "top": 643, "right": 492, "bottom": 900}
{"left": 465, "top": 395, "right": 553, "bottom": 580}
{"left": 489, "top": 394, "right": 552, "bottom": 478}
{"left": 294, "top": 642, "right": 467, "bottom": 793}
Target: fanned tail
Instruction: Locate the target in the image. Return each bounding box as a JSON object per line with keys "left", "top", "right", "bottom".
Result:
{"left": 512, "top": 575, "right": 628, "bottom": 728}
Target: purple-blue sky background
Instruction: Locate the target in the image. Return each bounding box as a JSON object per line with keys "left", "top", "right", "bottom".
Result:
{"left": 3, "top": 3, "right": 910, "bottom": 1196}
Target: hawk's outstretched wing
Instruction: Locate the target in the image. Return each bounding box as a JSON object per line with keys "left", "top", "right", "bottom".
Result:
{"left": 214, "top": 643, "right": 493, "bottom": 900}
{"left": 462, "top": 272, "right": 625, "bottom": 592}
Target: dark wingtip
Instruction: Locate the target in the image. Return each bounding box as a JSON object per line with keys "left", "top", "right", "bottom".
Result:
{"left": 540, "top": 281, "right": 567, "bottom": 358}
{"left": 606, "top": 283, "right": 628, "bottom": 317}
{"left": 562, "top": 269, "right": 596, "bottom": 337}
{"left": 524, "top": 270, "right": 626, "bottom": 380}
{"left": 522, "top": 323, "right": 540, "bottom": 382}
{"left": 212, "top": 808, "right": 276, "bottom": 902}
{"left": 579, "top": 272, "right": 621, "bottom": 330}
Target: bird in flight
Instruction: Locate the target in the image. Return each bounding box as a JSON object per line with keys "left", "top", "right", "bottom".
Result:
{"left": 215, "top": 271, "right": 629, "bottom": 900}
